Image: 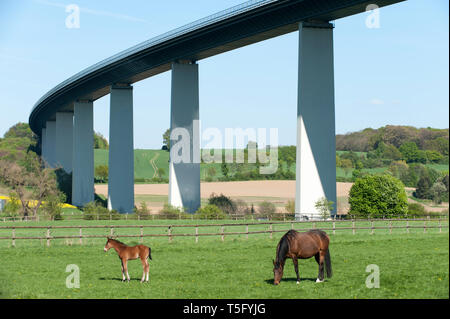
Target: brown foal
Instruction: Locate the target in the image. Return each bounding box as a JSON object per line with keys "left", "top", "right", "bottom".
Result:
{"left": 104, "top": 237, "right": 152, "bottom": 283}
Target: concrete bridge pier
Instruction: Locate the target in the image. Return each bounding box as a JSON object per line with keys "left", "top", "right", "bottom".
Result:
{"left": 41, "top": 127, "right": 47, "bottom": 165}
{"left": 295, "top": 21, "right": 337, "bottom": 220}
{"left": 107, "top": 84, "right": 135, "bottom": 213}
{"left": 168, "top": 61, "right": 201, "bottom": 214}
{"left": 72, "top": 101, "right": 94, "bottom": 207}
{"left": 55, "top": 112, "right": 73, "bottom": 173}
{"left": 45, "top": 121, "right": 56, "bottom": 168}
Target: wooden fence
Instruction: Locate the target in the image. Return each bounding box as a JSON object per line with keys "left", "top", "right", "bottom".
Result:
{"left": 0, "top": 218, "right": 447, "bottom": 247}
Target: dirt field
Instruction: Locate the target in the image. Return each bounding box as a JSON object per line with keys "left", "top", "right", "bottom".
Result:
{"left": 95, "top": 181, "right": 448, "bottom": 214}
{"left": 95, "top": 181, "right": 354, "bottom": 213}
{"left": 95, "top": 181, "right": 353, "bottom": 198}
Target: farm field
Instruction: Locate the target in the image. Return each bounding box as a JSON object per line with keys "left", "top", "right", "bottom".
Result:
{"left": 94, "top": 149, "right": 449, "bottom": 181}
{"left": 0, "top": 222, "right": 447, "bottom": 299}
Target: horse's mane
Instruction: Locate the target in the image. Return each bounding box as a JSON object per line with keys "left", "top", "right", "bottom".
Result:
{"left": 275, "top": 230, "right": 297, "bottom": 268}
{"left": 109, "top": 238, "right": 128, "bottom": 247}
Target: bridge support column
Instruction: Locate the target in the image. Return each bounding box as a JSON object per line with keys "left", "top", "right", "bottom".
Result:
{"left": 169, "top": 62, "right": 200, "bottom": 214}
{"left": 55, "top": 112, "right": 73, "bottom": 173}
{"left": 295, "top": 22, "right": 337, "bottom": 220}
{"left": 45, "top": 121, "right": 56, "bottom": 168}
{"left": 108, "top": 84, "right": 134, "bottom": 213}
{"left": 41, "top": 128, "right": 47, "bottom": 165}
{"left": 72, "top": 101, "right": 94, "bottom": 207}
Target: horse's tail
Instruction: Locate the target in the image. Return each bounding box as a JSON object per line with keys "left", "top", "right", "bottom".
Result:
{"left": 147, "top": 247, "right": 152, "bottom": 260}
{"left": 324, "top": 249, "right": 332, "bottom": 278}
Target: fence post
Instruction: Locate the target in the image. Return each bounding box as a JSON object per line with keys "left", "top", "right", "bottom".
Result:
{"left": 332, "top": 221, "right": 336, "bottom": 235}
{"left": 46, "top": 227, "right": 51, "bottom": 247}
{"left": 79, "top": 228, "right": 83, "bottom": 245}
{"left": 195, "top": 226, "right": 198, "bottom": 243}
{"left": 246, "top": 225, "right": 249, "bottom": 240}
{"left": 439, "top": 218, "right": 442, "bottom": 233}
{"left": 352, "top": 220, "right": 355, "bottom": 235}
{"left": 168, "top": 226, "right": 172, "bottom": 243}
{"left": 424, "top": 220, "right": 426, "bottom": 233}
{"left": 221, "top": 226, "right": 225, "bottom": 242}
{"left": 389, "top": 221, "right": 392, "bottom": 234}
{"left": 269, "top": 224, "right": 273, "bottom": 239}
{"left": 291, "top": 222, "right": 294, "bottom": 230}
{"left": 110, "top": 227, "right": 114, "bottom": 236}
{"left": 406, "top": 221, "right": 409, "bottom": 234}
{"left": 12, "top": 227, "right": 15, "bottom": 247}
{"left": 371, "top": 220, "right": 374, "bottom": 235}
{"left": 140, "top": 226, "right": 143, "bottom": 243}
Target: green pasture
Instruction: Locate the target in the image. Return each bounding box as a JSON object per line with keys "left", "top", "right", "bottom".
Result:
{"left": 0, "top": 219, "right": 448, "bottom": 299}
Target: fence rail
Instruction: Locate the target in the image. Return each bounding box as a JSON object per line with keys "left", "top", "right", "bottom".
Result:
{"left": 0, "top": 218, "right": 447, "bottom": 247}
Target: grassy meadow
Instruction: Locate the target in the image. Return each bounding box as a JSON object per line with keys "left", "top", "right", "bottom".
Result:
{"left": 0, "top": 219, "right": 448, "bottom": 299}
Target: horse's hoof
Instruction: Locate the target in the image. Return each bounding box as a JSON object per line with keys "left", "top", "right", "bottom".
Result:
{"left": 296, "top": 281, "right": 300, "bottom": 285}
{"left": 316, "top": 278, "right": 324, "bottom": 283}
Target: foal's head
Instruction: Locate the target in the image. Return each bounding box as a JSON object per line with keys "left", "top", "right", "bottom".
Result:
{"left": 273, "top": 260, "right": 284, "bottom": 285}
{"left": 104, "top": 237, "right": 114, "bottom": 252}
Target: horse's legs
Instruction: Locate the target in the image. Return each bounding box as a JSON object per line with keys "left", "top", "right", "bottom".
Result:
{"left": 140, "top": 258, "right": 147, "bottom": 283}
{"left": 123, "top": 260, "right": 130, "bottom": 282}
{"left": 315, "top": 252, "right": 325, "bottom": 282}
{"left": 292, "top": 257, "right": 300, "bottom": 284}
{"left": 145, "top": 260, "right": 150, "bottom": 282}
{"left": 121, "top": 259, "right": 126, "bottom": 282}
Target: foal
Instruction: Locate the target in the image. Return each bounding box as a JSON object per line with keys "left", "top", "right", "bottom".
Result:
{"left": 104, "top": 237, "right": 152, "bottom": 283}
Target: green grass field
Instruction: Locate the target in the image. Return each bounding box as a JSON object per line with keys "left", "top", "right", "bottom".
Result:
{"left": 0, "top": 219, "right": 447, "bottom": 299}
{"left": 94, "top": 149, "right": 448, "bottom": 182}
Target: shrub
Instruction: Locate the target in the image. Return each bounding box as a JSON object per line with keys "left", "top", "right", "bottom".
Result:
{"left": 314, "top": 197, "right": 334, "bottom": 220}
{"left": 258, "top": 201, "right": 276, "bottom": 219}
{"left": 194, "top": 204, "right": 227, "bottom": 220}
{"left": 42, "top": 192, "right": 66, "bottom": 220}
{"left": 134, "top": 201, "right": 152, "bottom": 220}
{"left": 208, "top": 193, "right": 236, "bottom": 215}
{"left": 158, "top": 204, "right": 187, "bottom": 219}
{"left": 407, "top": 203, "right": 427, "bottom": 217}
{"left": 349, "top": 175, "right": 408, "bottom": 218}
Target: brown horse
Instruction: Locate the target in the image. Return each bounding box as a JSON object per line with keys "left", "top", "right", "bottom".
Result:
{"left": 273, "top": 229, "right": 332, "bottom": 285}
{"left": 104, "top": 237, "right": 152, "bottom": 283}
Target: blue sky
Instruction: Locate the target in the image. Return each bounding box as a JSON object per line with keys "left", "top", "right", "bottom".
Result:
{"left": 0, "top": 0, "right": 448, "bottom": 149}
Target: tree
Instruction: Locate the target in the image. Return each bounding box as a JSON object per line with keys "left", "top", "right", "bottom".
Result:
{"left": 340, "top": 159, "right": 353, "bottom": 177}
{"left": 162, "top": 129, "right": 170, "bottom": 151}
{"left": 258, "top": 201, "right": 276, "bottom": 218}
{"left": 429, "top": 182, "right": 447, "bottom": 204}
{"left": 156, "top": 167, "right": 165, "bottom": 179}
{"left": 221, "top": 162, "right": 229, "bottom": 178}
{"left": 314, "top": 197, "right": 334, "bottom": 220}
{"left": 95, "top": 165, "right": 108, "bottom": 183}
{"left": 0, "top": 157, "right": 62, "bottom": 217}
{"left": 206, "top": 166, "right": 217, "bottom": 181}
{"left": 399, "top": 142, "right": 421, "bottom": 163}
{"left": 94, "top": 132, "right": 109, "bottom": 149}
{"left": 349, "top": 175, "right": 408, "bottom": 218}
{"left": 414, "top": 176, "right": 432, "bottom": 199}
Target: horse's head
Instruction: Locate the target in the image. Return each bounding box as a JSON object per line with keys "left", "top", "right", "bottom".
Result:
{"left": 273, "top": 259, "right": 284, "bottom": 285}
{"left": 104, "top": 237, "right": 113, "bottom": 252}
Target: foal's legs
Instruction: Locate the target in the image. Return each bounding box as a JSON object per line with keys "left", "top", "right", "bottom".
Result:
{"left": 140, "top": 258, "right": 149, "bottom": 283}
{"left": 121, "top": 260, "right": 126, "bottom": 282}
{"left": 123, "top": 259, "right": 130, "bottom": 282}
{"left": 292, "top": 257, "right": 300, "bottom": 284}
{"left": 315, "top": 252, "right": 325, "bottom": 282}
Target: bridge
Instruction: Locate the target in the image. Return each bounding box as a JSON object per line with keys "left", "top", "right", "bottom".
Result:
{"left": 28, "top": 0, "right": 405, "bottom": 218}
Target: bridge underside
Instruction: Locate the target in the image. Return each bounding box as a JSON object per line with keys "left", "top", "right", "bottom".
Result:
{"left": 32, "top": 0, "right": 405, "bottom": 217}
